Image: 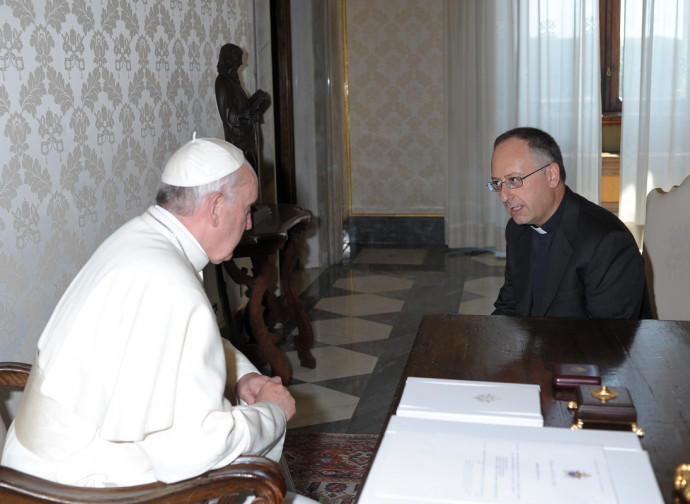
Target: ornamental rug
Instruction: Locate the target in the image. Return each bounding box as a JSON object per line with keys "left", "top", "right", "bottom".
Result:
{"left": 283, "top": 430, "right": 379, "bottom": 504}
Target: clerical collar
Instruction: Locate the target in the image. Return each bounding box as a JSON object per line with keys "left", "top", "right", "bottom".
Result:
{"left": 530, "top": 191, "right": 567, "bottom": 235}
{"left": 145, "top": 205, "right": 209, "bottom": 273}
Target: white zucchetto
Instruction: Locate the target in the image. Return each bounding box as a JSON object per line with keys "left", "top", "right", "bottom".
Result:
{"left": 162, "top": 133, "right": 246, "bottom": 187}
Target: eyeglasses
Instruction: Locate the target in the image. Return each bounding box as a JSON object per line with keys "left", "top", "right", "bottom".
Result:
{"left": 486, "top": 163, "right": 551, "bottom": 192}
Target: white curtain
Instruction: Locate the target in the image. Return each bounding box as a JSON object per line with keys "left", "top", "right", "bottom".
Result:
{"left": 445, "top": 0, "right": 602, "bottom": 251}
{"left": 619, "top": 0, "right": 690, "bottom": 235}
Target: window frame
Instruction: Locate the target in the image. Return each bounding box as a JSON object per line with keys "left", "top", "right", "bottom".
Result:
{"left": 600, "top": 0, "right": 622, "bottom": 119}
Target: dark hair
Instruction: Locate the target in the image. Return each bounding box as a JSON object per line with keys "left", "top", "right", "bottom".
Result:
{"left": 493, "top": 127, "right": 566, "bottom": 182}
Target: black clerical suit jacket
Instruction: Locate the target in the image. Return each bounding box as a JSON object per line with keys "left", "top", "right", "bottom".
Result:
{"left": 493, "top": 186, "right": 649, "bottom": 319}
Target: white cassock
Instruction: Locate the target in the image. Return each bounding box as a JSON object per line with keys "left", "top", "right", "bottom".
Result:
{"left": 2, "top": 205, "right": 288, "bottom": 487}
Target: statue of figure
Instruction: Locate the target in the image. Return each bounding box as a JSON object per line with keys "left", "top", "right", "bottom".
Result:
{"left": 215, "top": 43, "right": 270, "bottom": 174}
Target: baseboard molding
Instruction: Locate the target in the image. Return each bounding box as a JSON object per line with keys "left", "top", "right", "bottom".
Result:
{"left": 344, "top": 216, "right": 445, "bottom": 245}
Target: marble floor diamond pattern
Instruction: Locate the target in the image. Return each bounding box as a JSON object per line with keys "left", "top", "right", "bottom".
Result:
{"left": 285, "top": 246, "right": 506, "bottom": 434}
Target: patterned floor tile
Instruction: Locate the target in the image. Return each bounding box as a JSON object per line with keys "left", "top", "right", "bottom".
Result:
{"left": 458, "top": 276, "right": 504, "bottom": 315}
{"left": 287, "top": 383, "right": 360, "bottom": 428}
{"left": 471, "top": 252, "right": 506, "bottom": 267}
{"left": 333, "top": 274, "right": 415, "bottom": 293}
{"left": 286, "top": 245, "right": 507, "bottom": 432}
{"left": 294, "top": 317, "right": 392, "bottom": 346}
{"left": 293, "top": 267, "right": 327, "bottom": 295}
{"left": 314, "top": 293, "right": 405, "bottom": 317}
{"left": 458, "top": 296, "right": 498, "bottom": 315}
{"left": 463, "top": 275, "right": 505, "bottom": 298}
{"left": 286, "top": 346, "right": 378, "bottom": 383}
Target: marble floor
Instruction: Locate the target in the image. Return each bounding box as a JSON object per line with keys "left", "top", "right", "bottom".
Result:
{"left": 281, "top": 245, "right": 506, "bottom": 435}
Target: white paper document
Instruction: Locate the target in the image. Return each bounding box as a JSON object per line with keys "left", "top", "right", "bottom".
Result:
{"left": 358, "top": 416, "right": 663, "bottom": 504}
{"left": 396, "top": 377, "right": 543, "bottom": 427}
{"left": 378, "top": 431, "right": 615, "bottom": 503}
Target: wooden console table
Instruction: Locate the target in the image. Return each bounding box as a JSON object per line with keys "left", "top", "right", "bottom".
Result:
{"left": 215, "top": 204, "right": 316, "bottom": 385}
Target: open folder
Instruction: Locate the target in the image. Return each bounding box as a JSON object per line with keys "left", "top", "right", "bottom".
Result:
{"left": 359, "top": 378, "right": 663, "bottom": 504}
{"left": 359, "top": 416, "right": 663, "bottom": 504}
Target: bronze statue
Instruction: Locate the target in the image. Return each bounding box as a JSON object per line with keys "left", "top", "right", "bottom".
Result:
{"left": 215, "top": 43, "right": 270, "bottom": 174}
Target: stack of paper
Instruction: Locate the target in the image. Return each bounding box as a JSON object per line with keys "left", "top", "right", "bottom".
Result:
{"left": 396, "top": 377, "right": 544, "bottom": 427}
{"left": 358, "top": 416, "right": 663, "bottom": 504}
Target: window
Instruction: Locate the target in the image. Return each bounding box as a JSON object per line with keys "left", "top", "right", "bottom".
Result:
{"left": 600, "top": 0, "right": 622, "bottom": 117}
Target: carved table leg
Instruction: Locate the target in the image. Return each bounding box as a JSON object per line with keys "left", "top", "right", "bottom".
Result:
{"left": 280, "top": 229, "right": 316, "bottom": 369}
{"left": 224, "top": 258, "right": 292, "bottom": 385}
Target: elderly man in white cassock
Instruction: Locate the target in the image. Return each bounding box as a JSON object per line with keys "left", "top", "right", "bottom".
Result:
{"left": 1, "top": 135, "right": 316, "bottom": 503}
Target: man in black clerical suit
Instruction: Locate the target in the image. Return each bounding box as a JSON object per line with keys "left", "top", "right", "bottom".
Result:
{"left": 489, "top": 127, "right": 649, "bottom": 319}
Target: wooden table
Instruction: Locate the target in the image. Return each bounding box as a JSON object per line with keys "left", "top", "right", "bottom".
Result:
{"left": 215, "top": 204, "right": 316, "bottom": 385}
{"left": 377, "top": 314, "right": 690, "bottom": 504}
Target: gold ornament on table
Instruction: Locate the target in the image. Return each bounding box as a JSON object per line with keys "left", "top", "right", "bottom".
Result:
{"left": 674, "top": 464, "right": 690, "bottom": 503}
{"left": 567, "top": 384, "right": 645, "bottom": 437}
{"left": 591, "top": 385, "right": 618, "bottom": 402}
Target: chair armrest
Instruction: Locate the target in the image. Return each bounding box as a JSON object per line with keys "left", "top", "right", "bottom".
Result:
{"left": 0, "top": 363, "right": 31, "bottom": 388}
{"left": 0, "top": 361, "right": 286, "bottom": 502}
{"left": 0, "top": 455, "right": 286, "bottom": 503}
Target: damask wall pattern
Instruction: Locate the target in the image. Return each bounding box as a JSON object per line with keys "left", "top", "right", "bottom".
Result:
{"left": 346, "top": 0, "right": 445, "bottom": 215}
{"left": 0, "top": 0, "right": 255, "bottom": 362}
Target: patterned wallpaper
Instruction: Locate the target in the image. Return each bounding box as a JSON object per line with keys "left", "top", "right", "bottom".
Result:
{"left": 346, "top": 0, "right": 445, "bottom": 215}
{"left": 0, "top": 0, "right": 255, "bottom": 362}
